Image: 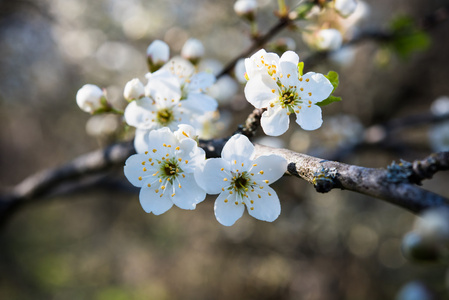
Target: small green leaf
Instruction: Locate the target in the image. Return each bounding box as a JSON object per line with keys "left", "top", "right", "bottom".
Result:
{"left": 316, "top": 95, "right": 342, "bottom": 107}
{"left": 324, "top": 71, "right": 339, "bottom": 92}
{"left": 388, "top": 15, "right": 431, "bottom": 59}
{"left": 295, "top": 2, "right": 315, "bottom": 20}
{"left": 298, "top": 62, "right": 304, "bottom": 76}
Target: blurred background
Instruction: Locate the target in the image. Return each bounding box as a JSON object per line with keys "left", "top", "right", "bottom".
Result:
{"left": 1, "top": 0, "right": 449, "bottom": 299}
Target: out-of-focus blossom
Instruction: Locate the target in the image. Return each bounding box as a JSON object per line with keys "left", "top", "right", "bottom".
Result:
{"left": 429, "top": 121, "right": 449, "bottom": 152}
{"left": 430, "top": 96, "right": 449, "bottom": 116}
{"left": 234, "top": 0, "right": 258, "bottom": 21}
{"left": 315, "top": 29, "right": 343, "bottom": 51}
{"left": 146, "top": 40, "right": 170, "bottom": 72}
{"left": 123, "top": 78, "right": 145, "bottom": 101}
{"left": 76, "top": 84, "right": 106, "bottom": 114}
{"left": 181, "top": 38, "right": 205, "bottom": 64}
{"left": 334, "top": 0, "right": 358, "bottom": 18}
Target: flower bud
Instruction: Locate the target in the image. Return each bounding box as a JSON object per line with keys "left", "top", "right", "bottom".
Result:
{"left": 123, "top": 78, "right": 145, "bottom": 101}
{"left": 334, "top": 0, "right": 358, "bottom": 18}
{"left": 234, "top": 0, "right": 257, "bottom": 21}
{"left": 315, "top": 29, "right": 343, "bottom": 51}
{"left": 181, "top": 38, "right": 205, "bottom": 65}
{"left": 76, "top": 84, "right": 106, "bottom": 114}
{"left": 146, "top": 40, "right": 170, "bottom": 72}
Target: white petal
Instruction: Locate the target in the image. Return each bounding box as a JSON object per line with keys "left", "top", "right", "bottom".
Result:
{"left": 182, "top": 93, "right": 218, "bottom": 113}
{"left": 300, "top": 72, "right": 334, "bottom": 102}
{"left": 247, "top": 185, "right": 281, "bottom": 222}
{"left": 139, "top": 184, "right": 173, "bottom": 214}
{"left": 124, "top": 153, "right": 156, "bottom": 187}
{"left": 260, "top": 105, "right": 290, "bottom": 136}
{"left": 214, "top": 192, "right": 245, "bottom": 226}
{"left": 280, "top": 50, "right": 300, "bottom": 65}
{"left": 133, "top": 129, "right": 151, "bottom": 154}
{"left": 279, "top": 51, "right": 300, "bottom": 87}
{"left": 124, "top": 97, "right": 156, "bottom": 129}
{"left": 221, "top": 134, "right": 255, "bottom": 165}
{"left": 171, "top": 175, "right": 206, "bottom": 210}
{"left": 189, "top": 72, "right": 216, "bottom": 91}
{"left": 146, "top": 69, "right": 181, "bottom": 97}
{"left": 295, "top": 104, "right": 322, "bottom": 130}
{"left": 250, "top": 155, "right": 288, "bottom": 184}
{"left": 194, "top": 158, "right": 230, "bottom": 194}
{"left": 149, "top": 127, "right": 178, "bottom": 150}
{"left": 244, "top": 74, "right": 278, "bottom": 108}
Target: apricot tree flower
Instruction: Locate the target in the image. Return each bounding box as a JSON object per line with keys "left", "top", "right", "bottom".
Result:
{"left": 76, "top": 84, "right": 106, "bottom": 114}
{"left": 124, "top": 126, "right": 206, "bottom": 214}
{"left": 244, "top": 50, "right": 334, "bottom": 136}
{"left": 194, "top": 134, "right": 288, "bottom": 226}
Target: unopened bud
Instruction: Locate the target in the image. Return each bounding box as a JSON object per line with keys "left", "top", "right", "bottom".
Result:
{"left": 76, "top": 84, "right": 106, "bottom": 114}
{"left": 123, "top": 78, "right": 145, "bottom": 101}
{"left": 146, "top": 40, "right": 170, "bottom": 72}
{"left": 234, "top": 0, "right": 257, "bottom": 21}
{"left": 315, "top": 29, "right": 343, "bottom": 51}
{"left": 334, "top": 0, "right": 358, "bottom": 18}
{"left": 181, "top": 38, "right": 205, "bottom": 65}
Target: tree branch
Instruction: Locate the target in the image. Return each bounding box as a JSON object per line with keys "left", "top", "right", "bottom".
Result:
{"left": 255, "top": 145, "right": 449, "bottom": 214}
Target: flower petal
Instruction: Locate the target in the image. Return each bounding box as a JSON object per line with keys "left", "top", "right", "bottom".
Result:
{"left": 194, "top": 158, "right": 230, "bottom": 194}
{"left": 134, "top": 129, "right": 151, "bottom": 154}
{"left": 244, "top": 74, "right": 278, "bottom": 108}
{"left": 295, "top": 104, "right": 323, "bottom": 130}
{"left": 251, "top": 154, "right": 288, "bottom": 184}
{"left": 124, "top": 97, "right": 156, "bottom": 129}
{"left": 182, "top": 93, "right": 218, "bottom": 113}
{"left": 146, "top": 69, "right": 182, "bottom": 97}
{"left": 189, "top": 72, "right": 216, "bottom": 91}
{"left": 247, "top": 185, "right": 281, "bottom": 222}
{"left": 300, "top": 72, "right": 334, "bottom": 102}
{"left": 260, "top": 105, "right": 290, "bottom": 136}
{"left": 139, "top": 184, "right": 174, "bottom": 214}
{"left": 124, "top": 153, "right": 156, "bottom": 187}
{"left": 171, "top": 175, "right": 206, "bottom": 210}
{"left": 214, "top": 192, "right": 245, "bottom": 226}
{"left": 221, "top": 134, "right": 255, "bottom": 165}
{"left": 280, "top": 50, "right": 300, "bottom": 65}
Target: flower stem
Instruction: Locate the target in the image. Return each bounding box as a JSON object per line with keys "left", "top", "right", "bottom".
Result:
{"left": 277, "top": 0, "right": 288, "bottom": 17}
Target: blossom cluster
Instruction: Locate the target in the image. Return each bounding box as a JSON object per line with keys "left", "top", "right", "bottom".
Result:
{"left": 76, "top": 38, "right": 337, "bottom": 225}
{"left": 244, "top": 49, "right": 334, "bottom": 136}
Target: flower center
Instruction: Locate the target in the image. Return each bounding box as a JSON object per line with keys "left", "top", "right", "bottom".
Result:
{"left": 159, "top": 157, "right": 182, "bottom": 182}
{"left": 231, "top": 171, "right": 252, "bottom": 195}
{"left": 280, "top": 88, "right": 299, "bottom": 106}
{"left": 157, "top": 108, "right": 174, "bottom": 126}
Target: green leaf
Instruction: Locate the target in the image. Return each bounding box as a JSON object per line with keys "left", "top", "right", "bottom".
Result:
{"left": 324, "top": 71, "right": 339, "bottom": 92}
{"left": 295, "top": 2, "right": 315, "bottom": 20}
{"left": 298, "top": 62, "right": 304, "bottom": 76}
{"left": 316, "top": 95, "right": 342, "bottom": 107}
{"left": 388, "top": 15, "right": 431, "bottom": 59}
{"left": 316, "top": 71, "right": 341, "bottom": 107}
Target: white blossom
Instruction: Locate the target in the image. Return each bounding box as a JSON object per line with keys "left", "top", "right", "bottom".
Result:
{"left": 124, "top": 127, "right": 206, "bottom": 214}
{"left": 244, "top": 50, "right": 333, "bottom": 135}
{"left": 181, "top": 38, "right": 205, "bottom": 63}
{"left": 76, "top": 84, "right": 106, "bottom": 114}
{"left": 334, "top": 0, "right": 358, "bottom": 18}
{"left": 234, "top": 0, "right": 258, "bottom": 17}
{"left": 146, "top": 40, "right": 170, "bottom": 68}
{"left": 123, "top": 78, "right": 145, "bottom": 101}
{"left": 194, "top": 134, "right": 287, "bottom": 226}
{"left": 315, "top": 29, "right": 343, "bottom": 51}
